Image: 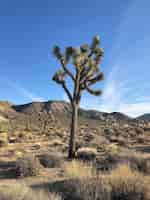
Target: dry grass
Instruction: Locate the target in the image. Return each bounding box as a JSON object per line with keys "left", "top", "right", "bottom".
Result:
{"left": 64, "top": 160, "right": 96, "bottom": 178}
{"left": 116, "top": 151, "right": 150, "bottom": 174}
{"left": 109, "top": 164, "right": 137, "bottom": 177}
{"left": 38, "top": 153, "right": 63, "bottom": 168}
{"left": 15, "top": 155, "right": 41, "bottom": 177}
{"left": 106, "top": 164, "right": 150, "bottom": 200}
{"left": 0, "top": 184, "right": 62, "bottom": 200}
{"left": 96, "top": 150, "right": 150, "bottom": 173}
{"left": 0, "top": 132, "right": 8, "bottom": 147}
{"left": 62, "top": 164, "right": 150, "bottom": 200}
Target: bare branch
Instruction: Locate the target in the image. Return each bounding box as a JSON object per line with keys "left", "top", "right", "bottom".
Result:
{"left": 62, "top": 81, "right": 73, "bottom": 104}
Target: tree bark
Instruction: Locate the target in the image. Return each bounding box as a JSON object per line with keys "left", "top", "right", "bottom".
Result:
{"left": 68, "top": 102, "right": 78, "bottom": 158}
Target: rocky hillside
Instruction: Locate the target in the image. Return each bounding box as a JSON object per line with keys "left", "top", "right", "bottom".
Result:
{"left": 0, "top": 100, "right": 150, "bottom": 160}
{"left": 0, "top": 100, "right": 149, "bottom": 130}
{"left": 0, "top": 100, "right": 146, "bottom": 122}
{"left": 136, "top": 114, "right": 150, "bottom": 122}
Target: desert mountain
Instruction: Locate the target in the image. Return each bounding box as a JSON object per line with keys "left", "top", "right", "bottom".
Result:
{"left": 0, "top": 100, "right": 150, "bottom": 158}
{"left": 136, "top": 114, "right": 150, "bottom": 122}
{"left": 0, "top": 100, "right": 149, "bottom": 123}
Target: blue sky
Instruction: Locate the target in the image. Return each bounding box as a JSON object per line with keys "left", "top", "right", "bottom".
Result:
{"left": 0, "top": 0, "right": 150, "bottom": 117}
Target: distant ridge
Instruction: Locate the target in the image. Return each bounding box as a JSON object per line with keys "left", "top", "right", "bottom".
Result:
{"left": 136, "top": 114, "right": 150, "bottom": 122}
{"left": 0, "top": 100, "right": 149, "bottom": 123}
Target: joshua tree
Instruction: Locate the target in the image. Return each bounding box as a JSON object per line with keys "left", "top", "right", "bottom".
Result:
{"left": 52, "top": 36, "right": 104, "bottom": 158}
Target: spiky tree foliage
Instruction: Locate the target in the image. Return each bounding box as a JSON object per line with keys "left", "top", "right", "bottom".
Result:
{"left": 52, "top": 36, "right": 104, "bottom": 158}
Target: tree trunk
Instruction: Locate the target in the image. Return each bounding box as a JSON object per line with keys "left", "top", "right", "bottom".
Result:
{"left": 68, "top": 102, "right": 78, "bottom": 158}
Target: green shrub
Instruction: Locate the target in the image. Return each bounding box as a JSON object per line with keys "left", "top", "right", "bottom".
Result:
{"left": 15, "top": 155, "right": 40, "bottom": 177}
{"left": 104, "top": 128, "right": 114, "bottom": 135}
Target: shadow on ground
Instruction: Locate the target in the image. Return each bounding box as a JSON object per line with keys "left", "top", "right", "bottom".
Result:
{"left": 31, "top": 178, "right": 83, "bottom": 200}
{"left": 134, "top": 146, "right": 150, "bottom": 153}
{"left": 0, "top": 161, "right": 16, "bottom": 179}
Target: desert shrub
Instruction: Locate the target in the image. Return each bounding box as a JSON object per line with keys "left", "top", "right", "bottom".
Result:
{"left": 31, "top": 143, "right": 41, "bottom": 150}
{"left": 62, "top": 165, "right": 149, "bottom": 200}
{"left": 128, "top": 154, "right": 150, "bottom": 175}
{"left": 60, "top": 178, "right": 111, "bottom": 200}
{"left": 8, "top": 136, "right": 18, "bottom": 143}
{"left": 64, "top": 160, "right": 96, "bottom": 178}
{"left": 15, "top": 151, "right": 24, "bottom": 158}
{"left": 15, "top": 155, "right": 41, "bottom": 177}
{"left": 142, "top": 158, "right": 150, "bottom": 174}
{"left": 128, "top": 154, "right": 145, "bottom": 171}
{"left": 107, "top": 165, "right": 149, "bottom": 200}
{"left": 0, "top": 138, "right": 8, "bottom": 147}
{"left": 117, "top": 136, "right": 126, "bottom": 145}
{"left": 76, "top": 147, "right": 97, "bottom": 161}
{"left": 75, "top": 140, "right": 85, "bottom": 151}
{"left": 0, "top": 184, "right": 62, "bottom": 200}
{"left": 96, "top": 152, "right": 123, "bottom": 171}
{"left": 38, "top": 153, "right": 63, "bottom": 168}
{"left": 137, "top": 135, "right": 145, "bottom": 144}
{"left": 18, "top": 131, "right": 33, "bottom": 141}
{"left": 97, "top": 150, "right": 150, "bottom": 174}
{"left": 0, "top": 133, "right": 8, "bottom": 147}
{"left": 49, "top": 139, "right": 64, "bottom": 147}
{"left": 107, "top": 151, "right": 150, "bottom": 175}
{"left": 108, "top": 143, "right": 121, "bottom": 154}
{"left": 83, "top": 133, "right": 94, "bottom": 142}
{"left": 135, "top": 127, "right": 144, "bottom": 135}
{"left": 74, "top": 178, "right": 111, "bottom": 200}
{"left": 108, "top": 136, "right": 119, "bottom": 143}
{"left": 104, "top": 128, "right": 114, "bottom": 135}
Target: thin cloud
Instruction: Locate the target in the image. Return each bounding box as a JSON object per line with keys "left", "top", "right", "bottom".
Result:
{"left": 118, "top": 102, "right": 150, "bottom": 117}
{"left": 5, "top": 79, "right": 45, "bottom": 102}
{"left": 81, "top": 65, "right": 150, "bottom": 117}
{"left": 100, "top": 66, "right": 131, "bottom": 112}
{"left": 100, "top": 66, "right": 150, "bottom": 117}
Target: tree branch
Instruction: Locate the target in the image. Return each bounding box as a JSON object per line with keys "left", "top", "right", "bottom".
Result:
{"left": 85, "top": 83, "right": 102, "bottom": 96}
{"left": 62, "top": 81, "right": 73, "bottom": 104}
{"left": 87, "top": 72, "right": 104, "bottom": 86}
{"left": 80, "top": 50, "right": 94, "bottom": 78}
{"left": 60, "top": 59, "right": 75, "bottom": 82}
